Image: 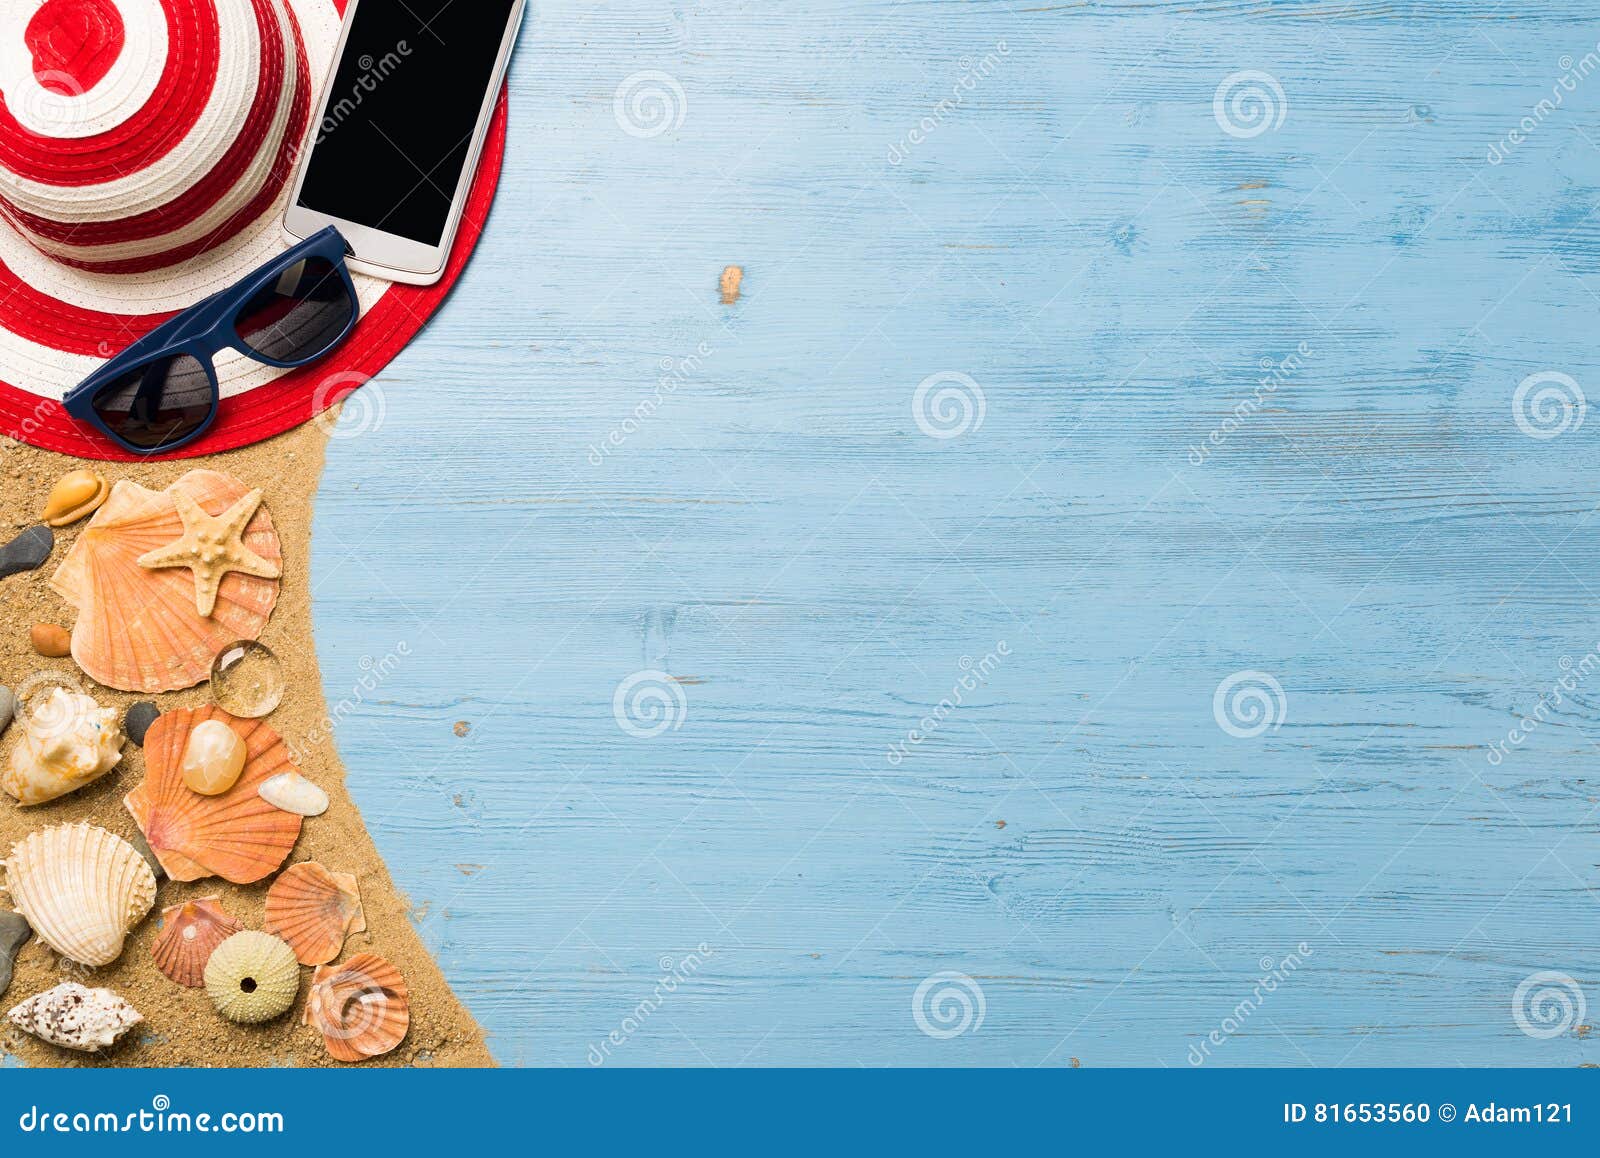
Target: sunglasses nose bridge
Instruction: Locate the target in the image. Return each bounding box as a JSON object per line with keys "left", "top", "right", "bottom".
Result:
{"left": 65, "top": 230, "right": 357, "bottom": 454}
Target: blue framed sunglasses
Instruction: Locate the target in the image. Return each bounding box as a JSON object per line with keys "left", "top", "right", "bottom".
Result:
{"left": 63, "top": 227, "right": 360, "bottom": 455}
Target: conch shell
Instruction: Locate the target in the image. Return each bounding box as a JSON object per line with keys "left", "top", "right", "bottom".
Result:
{"left": 124, "top": 708, "right": 302, "bottom": 884}
{"left": 48, "top": 470, "right": 281, "bottom": 693}
{"left": 305, "top": 953, "right": 409, "bottom": 1062}
{"left": 8, "top": 982, "right": 141, "bottom": 1052}
{"left": 1, "top": 688, "right": 123, "bottom": 805}
{"left": 151, "top": 898, "right": 244, "bottom": 988}
{"left": 2, "top": 823, "right": 157, "bottom": 967}
{"left": 264, "top": 862, "right": 365, "bottom": 966}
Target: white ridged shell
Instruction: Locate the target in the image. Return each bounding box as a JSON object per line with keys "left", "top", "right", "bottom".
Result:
{"left": 2, "top": 824, "right": 157, "bottom": 967}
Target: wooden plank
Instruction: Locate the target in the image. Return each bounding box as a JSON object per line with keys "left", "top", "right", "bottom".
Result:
{"left": 313, "top": 0, "right": 1600, "bottom": 1065}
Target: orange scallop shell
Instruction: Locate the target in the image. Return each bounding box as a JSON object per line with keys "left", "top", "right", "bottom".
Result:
{"left": 263, "top": 862, "right": 366, "bottom": 966}
{"left": 49, "top": 470, "right": 281, "bottom": 693}
{"left": 124, "top": 707, "right": 303, "bottom": 885}
{"left": 150, "top": 898, "right": 244, "bottom": 987}
{"left": 305, "top": 953, "right": 410, "bottom": 1063}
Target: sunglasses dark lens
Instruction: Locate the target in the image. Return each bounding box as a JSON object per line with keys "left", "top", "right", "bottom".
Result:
{"left": 234, "top": 256, "right": 355, "bottom": 363}
{"left": 90, "top": 353, "right": 214, "bottom": 451}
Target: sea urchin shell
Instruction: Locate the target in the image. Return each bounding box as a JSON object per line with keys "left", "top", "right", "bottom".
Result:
{"left": 151, "top": 898, "right": 244, "bottom": 988}
{"left": 305, "top": 953, "right": 410, "bottom": 1062}
{"left": 204, "top": 931, "right": 299, "bottom": 1024}
{"left": 264, "top": 863, "right": 365, "bottom": 966}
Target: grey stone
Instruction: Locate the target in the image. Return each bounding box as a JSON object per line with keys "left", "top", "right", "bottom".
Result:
{"left": 127, "top": 828, "right": 164, "bottom": 881}
{"left": 124, "top": 702, "right": 159, "bottom": 748}
{"left": 0, "top": 525, "right": 52, "bottom": 580}
{"left": 0, "top": 686, "right": 12, "bottom": 739}
{"left": 0, "top": 911, "right": 32, "bottom": 1000}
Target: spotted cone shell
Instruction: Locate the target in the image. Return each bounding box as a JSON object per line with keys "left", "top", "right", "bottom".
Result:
{"left": 2, "top": 823, "right": 157, "bottom": 968}
{"left": 151, "top": 898, "right": 244, "bottom": 988}
{"left": 124, "top": 708, "right": 302, "bottom": 885}
{"left": 48, "top": 471, "right": 281, "bottom": 693}
{"left": 305, "top": 953, "right": 410, "bottom": 1062}
{"left": 8, "top": 982, "right": 141, "bottom": 1053}
{"left": 264, "top": 863, "right": 365, "bottom": 966}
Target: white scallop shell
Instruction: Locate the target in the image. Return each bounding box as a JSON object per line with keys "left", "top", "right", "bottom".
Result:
{"left": 259, "top": 771, "right": 329, "bottom": 817}
{"left": 2, "top": 824, "right": 157, "bottom": 967}
{"left": 8, "top": 982, "right": 142, "bottom": 1052}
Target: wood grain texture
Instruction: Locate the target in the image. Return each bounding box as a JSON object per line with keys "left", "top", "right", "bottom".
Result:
{"left": 312, "top": 0, "right": 1600, "bottom": 1066}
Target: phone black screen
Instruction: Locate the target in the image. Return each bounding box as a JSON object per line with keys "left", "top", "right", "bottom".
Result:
{"left": 295, "top": 0, "right": 518, "bottom": 246}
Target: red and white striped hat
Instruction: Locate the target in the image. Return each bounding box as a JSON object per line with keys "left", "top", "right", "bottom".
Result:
{"left": 0, "top": 0, "right": 506, "bottom": 459}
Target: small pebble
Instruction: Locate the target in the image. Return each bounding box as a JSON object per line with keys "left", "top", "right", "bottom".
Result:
{"left": 124, "top": 701, "right": 160, "bottom": 748}
{"left": 30, "top": 624, "right": 70, "bottom": 658}
{"left": 0, "top": 686, "right": 13, "bottom": 739}
{"left": 182, "top": 719, "right": 246, "bottom": 795}
{"left": 0, "top": 911, "right": 31, "bottom": 1000}
{"left": 0, "top": 525, "right": 52, "bottom": 580}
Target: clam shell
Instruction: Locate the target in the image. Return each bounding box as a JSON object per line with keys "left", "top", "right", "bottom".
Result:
{"left": 264, "top": 863, "right": 365, "bottom": 966}
{"left": 205, "top": 931, "right": 299, "bottom": 1024}
{"left": 124, "top": 707, "right": 303, "bottom": 885}
{"left": 151, "top": 898, "right": 244, "bottom": 988}
{"left": 48, "top": 470, "right": 281, "bottom": 693}
{"left": 2, "top": 823, "right": 157, "bottom": 967}
{"left": 305, "top": 952, "right": 410, "bottom": 1062}
{"left": 8, "top": 982, "right": 141, "bottom": 1052}
{"left": 259, "top": 771, "right": 329, "bottom": 817}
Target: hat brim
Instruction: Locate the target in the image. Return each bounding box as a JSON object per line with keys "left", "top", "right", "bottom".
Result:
{"left": 0, "top": 5, "right": 508, "bottom": 462}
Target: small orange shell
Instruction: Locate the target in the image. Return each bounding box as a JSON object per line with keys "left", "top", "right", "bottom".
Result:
{"left": 124, "top": 707, "right": 303, "bottom": 885}
{"left": 305, "top": 953, "right": 410, "bottom": 1063}
{"left": 41, "top": 469, "right": 108, "bottom": 527}
{"left": 49, "top": 470, "right": 281, "bottom": 693}
{"left": 150, "top": 898, "right": 244, "bottom": 987}
{"left": 263, "top": 862, "right": 366, "bottom": 966}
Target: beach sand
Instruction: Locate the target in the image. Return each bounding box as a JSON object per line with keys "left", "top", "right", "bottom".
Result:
{"left": 0, "top": 420, "right": 493, "bottom": 1067}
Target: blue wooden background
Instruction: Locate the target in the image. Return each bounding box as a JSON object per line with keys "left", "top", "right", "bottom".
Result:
{"left": 311, "top": 0, "right": 1600, "bottom": 1066}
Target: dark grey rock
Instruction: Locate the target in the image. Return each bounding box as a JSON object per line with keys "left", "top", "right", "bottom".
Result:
{"left": 0, "top": 686, "right": 12, "bottom": 739}
{"left": 127, "top": 828, "right": 164, "bottom": 881}
{"left": 0, "top": 911, "right": 31, "bottom": 1000}
{"left": 0, "top": 525, "right": 52, "bottom": 580}
{"left": 124, "top": 702, "right": 159, "bottom": 748}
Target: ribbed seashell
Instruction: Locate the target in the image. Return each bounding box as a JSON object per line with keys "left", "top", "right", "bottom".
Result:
{"left": 124, "top": 707, "right": 302, "bottom": 885}
{"left": 8, "top": 982, "right": 141, "bottom": 1052}
{"left": 1, "top": 824, "right": 157, "bottom": 968}
{"left": 259, "top": 772, "right": 329, "bottom": 817}
{"left": 48, "top": 471, "right": 282, "bottom": 693}
{"left": 264, "top": 863, "right": 365, "bottom": 966}
{"left": 305, "top": 953, "right": 410, "bottom": 1062}
{"left": 204, "top": 931, "right": 300, "bottom": 1024}
{"left": 151, "top": 898, "right": 244, "bottom": 988}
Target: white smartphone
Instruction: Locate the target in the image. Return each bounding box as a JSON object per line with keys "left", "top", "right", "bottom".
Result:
{"left": 283, "top": 0, "right": 528, "bottom": 285}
